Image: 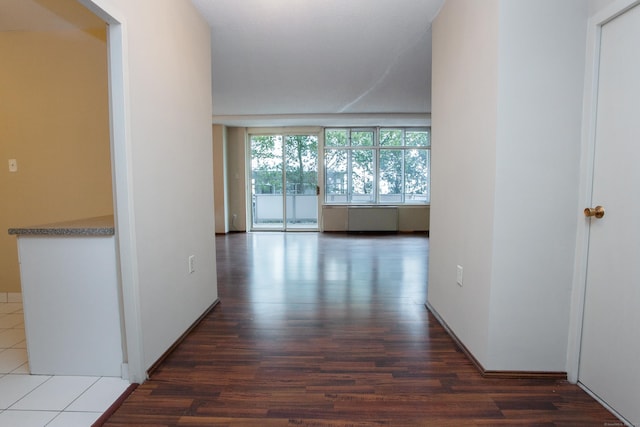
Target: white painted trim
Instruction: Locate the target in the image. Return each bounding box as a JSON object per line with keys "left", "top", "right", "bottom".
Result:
{"left": 317, "top": 130, "right": 325, "bottom": 231}
{"left": 567, "top": 0, "right": 640, "bottom": 384}
{"left": 579, "top": 383, "right": 635, "bottom": 427}
{"left": 247, "top": 126, "right": 323, "bottom": 135}
{"left": 106, "top": 20, "right": 145, "bottom": 385}
{"left": 214, "top": 113, "right": 431, "bottom": 128}
{"left": 78, "top": 0, "right": 146, "bottom": 384}
{"left": 244, "top": 128, "right": 252, "bottom": 231}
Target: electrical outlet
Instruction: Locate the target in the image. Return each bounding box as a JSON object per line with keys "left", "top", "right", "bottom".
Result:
{"left": 456, "top": 265, "right": 463, "bottom": 287}
{"left": 188, "top": 255, "right": 195, "bottom": 274}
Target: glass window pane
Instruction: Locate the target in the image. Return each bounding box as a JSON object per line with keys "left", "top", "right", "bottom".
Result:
{"left": 325, "top": 129, "right": 348, "bottom": 147}
{"left": 379, "top": 150, "right": 403, "bottom": 203}
{"left": 251, "top": 135, "right": 283, "bottom": 195}
{"left": 380, "top": 129, "right": 403, "bottom": 146}
{"left": 251, "top": 135, "right": 283, "bottom": 227}
{"left": 351, "top": 149, "right": 374, "bottom": 203}
{"left": 406, "top": 130, "right": 430, "bottom": 147}
{"left": 285, "top": 135, "right": 318, "bottom": 226}
{"left": 404, "top": 149, "right": 430, "bottom": 204}
{"left": 351, "top": 130, "right": 374, "bottom": 146}
{"left": 323, "top": 127, "right": 430, "bottom": 206}
{"left": 285, "top": 135, "right": 318, "bottom": 195}
{"left": 325, "top": 149, "right": 348, "bottom": 203}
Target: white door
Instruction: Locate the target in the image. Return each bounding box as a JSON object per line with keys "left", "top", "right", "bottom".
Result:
{"left": 578, "top": 4, "right": 640, "bottom": 426}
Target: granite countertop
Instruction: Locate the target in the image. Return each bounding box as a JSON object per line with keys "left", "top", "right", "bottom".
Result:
{"left": 8, "top": 215, "right": 115, "bottom": 236}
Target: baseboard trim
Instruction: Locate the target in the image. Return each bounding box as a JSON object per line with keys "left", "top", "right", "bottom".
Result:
{"left": 91, "top": 382, "right": 138, "bottom": 427}
{"left": 424, "top": 302, "right": 566, "bottom": 380}
{"left": 147, "top": 298, "right": 220, "bottom": 378}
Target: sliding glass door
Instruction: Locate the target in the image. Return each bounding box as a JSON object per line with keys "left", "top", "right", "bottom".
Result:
{"left": 250, "top": 132, "right": 319, "bottom": 231}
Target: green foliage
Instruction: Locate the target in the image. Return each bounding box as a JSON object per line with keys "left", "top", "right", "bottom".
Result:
{"left": 351, "top": 130, "right": 374, "bottom": 146}
{"left": 406, "top": 130, "right": 430, "bottom": 146}
{"left": 380, "top": 129, "right": 403, "bottom": 146}
{"left": 251, "top": 134, "right": 318, "bottom": 195}
{"left": 325, "top": 149, "right": 347, "bottom": 195}
{"left": 285, "top": 135, "right": 318, "bottom": 194}
{"left": 404, "top": 149, "right": 429, "bottom": 195}
{"left": 351, "top": 149, "right": 374, "bottom": 195}
{"left": 324, "top": 127, "right": 430, "bottom": 204}
{"left": 325, "top": 129, "right": 348, "bottom": 147}
{"left": 380, "top": 149, "right": 403, "bottom": 194}
{"left": 252, "top": 128, "right": 430, "bottom": 203}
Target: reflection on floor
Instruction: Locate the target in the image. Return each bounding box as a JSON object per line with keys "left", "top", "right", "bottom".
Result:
{"left": 104, "top": 232, "right": 620, "bottom": 425}
{"left": 0, "top": 300, "right": 129, "bottom": 427}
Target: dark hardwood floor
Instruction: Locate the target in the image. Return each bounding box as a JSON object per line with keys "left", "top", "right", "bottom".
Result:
{"left": 104, "top": 232, "right": 619, "bottom": 426}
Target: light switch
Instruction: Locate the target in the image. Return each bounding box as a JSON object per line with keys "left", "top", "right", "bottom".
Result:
{"left": 8, "top": 159, "right": 17, "bottom": 172}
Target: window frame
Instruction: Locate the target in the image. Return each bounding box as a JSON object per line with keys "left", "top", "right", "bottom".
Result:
{"left": 323, "top": 127, "right": 430, "bottom": 205}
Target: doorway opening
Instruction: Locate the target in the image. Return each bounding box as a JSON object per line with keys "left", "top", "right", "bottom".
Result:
{"left": 1, "top": 0, "right": 116, "bottom": 376}
{"left": 249, "top": 132, "right": 320, "bottom": 231}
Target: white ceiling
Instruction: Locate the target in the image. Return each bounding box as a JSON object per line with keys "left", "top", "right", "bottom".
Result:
{"left": 2, "top": 0, "right": 443, "bottom": 127}
{"left": 192, "top": 0, "right": 443, "bottom": 126}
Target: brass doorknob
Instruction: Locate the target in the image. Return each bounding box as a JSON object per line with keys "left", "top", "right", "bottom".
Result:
{"left": 584, "top": 205, "right": 605, "bottom": 219}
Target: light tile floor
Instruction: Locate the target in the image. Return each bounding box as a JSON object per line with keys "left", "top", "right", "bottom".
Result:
{"left": 0, "top": 301, "right": 130, "bottom": 426}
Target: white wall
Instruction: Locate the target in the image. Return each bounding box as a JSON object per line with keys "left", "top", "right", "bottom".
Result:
{"left": 488, "top": 0, "right": 588, "bottom": 371}
{"left": 589, "top": 0, "right": 617, "bottom": 15}
{"left": 428, "top": 0, "right": 500, "bottom": 366}
{"left": 213, "top": 124, "right": 229, "bottom": 234}
{"left": 429, "top": 0, "right": 588, "bottom": 372}
{"left": 87, "top": 0, "right": 218, "bottom": 377}
{"left": 226, "top": 127, "right": 248, "bottom": 231}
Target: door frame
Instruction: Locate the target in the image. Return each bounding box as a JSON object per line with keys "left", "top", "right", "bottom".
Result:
{"left": 246, "top": 127, "right": 323, "bottom": 231}
{"left": 78, "top": 0, "right": 145, "bottom": 384}
{"left": 567, "top": 0, "right": 640, "bottom": 385}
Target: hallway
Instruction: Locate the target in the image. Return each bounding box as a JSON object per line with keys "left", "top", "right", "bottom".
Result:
{"left": 104, "top": 232, "right": 617, "bottom": 426}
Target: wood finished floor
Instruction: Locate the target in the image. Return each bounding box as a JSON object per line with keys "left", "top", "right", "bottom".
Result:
{"left": 105, "top": 232, "right": 619, "bottom": 426}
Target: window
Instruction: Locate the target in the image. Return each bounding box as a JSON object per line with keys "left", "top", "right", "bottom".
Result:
{"left": 324, "top": 128, "right": 430, "bottom": 204}
{"left": 249, "top": 132, "right": 319, "bottom": 230}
